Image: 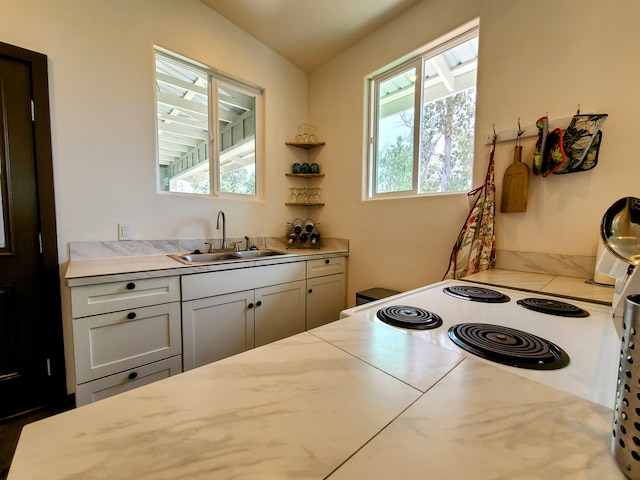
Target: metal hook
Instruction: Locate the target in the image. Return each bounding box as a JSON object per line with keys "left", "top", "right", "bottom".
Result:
{"left": 516, "top": 118, "right": 525, "bottom": 146}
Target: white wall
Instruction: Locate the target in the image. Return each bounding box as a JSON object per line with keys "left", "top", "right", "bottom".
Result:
{"left": 309, "top": 0, "right": 640, "bottom": 302}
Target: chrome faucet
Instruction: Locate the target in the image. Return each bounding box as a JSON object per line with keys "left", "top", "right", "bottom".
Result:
{"left": 216, "top": 210, "right": 226, "bottom": 249}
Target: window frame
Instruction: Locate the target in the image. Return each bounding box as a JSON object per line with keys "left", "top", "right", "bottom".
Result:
{"left": 365, "top": 23, "right": 479, "bottom": 200}
{"left": 154, "top": 48, "right": 264, "bottom": 200}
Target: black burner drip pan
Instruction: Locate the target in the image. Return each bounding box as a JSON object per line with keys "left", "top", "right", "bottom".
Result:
{"left": 516, "top": 298, "right": 589, "bottom": 317}
{"left": 443, "top": 285, "right": 510, "bottom": 303}
{"left": 376, "top": 305, "right": 443, "bottom": 330}
{"left": 448, "top": 323, "right": 570, "bottom": 370}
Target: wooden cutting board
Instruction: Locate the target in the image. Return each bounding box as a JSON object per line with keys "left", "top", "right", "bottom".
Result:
{"left": 501, "top": 145, "right": 529, "bottom": 213}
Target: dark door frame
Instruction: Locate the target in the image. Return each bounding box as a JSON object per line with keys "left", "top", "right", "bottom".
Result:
{"left": 0, "top": 41, "right": 67, "bottom": 416}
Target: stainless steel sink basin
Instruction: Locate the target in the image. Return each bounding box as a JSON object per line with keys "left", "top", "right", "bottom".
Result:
{"left": 232, "top": 250, "right": 287, "bottom": 258}
{"left": 169, "top": 249, "right": 296, "bottom": 265}
{"left": 179, "top": 252, "right": 237, "bottom": 263}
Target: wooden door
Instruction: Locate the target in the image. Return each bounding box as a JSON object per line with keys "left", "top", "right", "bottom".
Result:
{"left": 0, "top": 42, "right": 64, "bottom": 420}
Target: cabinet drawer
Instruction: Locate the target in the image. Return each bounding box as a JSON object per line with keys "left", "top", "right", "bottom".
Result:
{"left": 306, "top": 256, "right": 346, "bottom": 279}
{"left": 73, "top": 302, "right": 182, "bottom": 383}
{"left": 182, "top": 262, "right": 305, "bottom": 301}
{"left": 71, "top": 276, "right": 180, "bottom": 318}
{"left": 75, "top": 355, "right": 182, "bottom": 406}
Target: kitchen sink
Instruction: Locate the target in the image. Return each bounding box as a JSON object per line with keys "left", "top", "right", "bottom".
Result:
{"left": 232, "top": 250, "right": 288, "bottom": 258}
{"left": 169, "top": 249, "right": 296, "bottom": 265}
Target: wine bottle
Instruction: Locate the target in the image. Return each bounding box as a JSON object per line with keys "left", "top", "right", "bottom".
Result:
{"left": 299, "top": 232, "right": 308, "bottom": 243}
{"left": 310, "top": 231, "right": 320, "bottom": 245}
{"left": 287, "top": 231, "right": 297, "bottom": 244}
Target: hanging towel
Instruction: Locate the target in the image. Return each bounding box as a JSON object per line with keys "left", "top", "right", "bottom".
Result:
{"left": 443, "top": 136, "right": 496, "bottom": 280}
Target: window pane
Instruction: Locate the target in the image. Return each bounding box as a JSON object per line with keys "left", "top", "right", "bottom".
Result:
{"left": 367, "top": 25, "right": 478, "bottom": 199}
{"left": 218, "top": 84, "right": 256, "bottom": 195}
{"left": 375, "top": 67, "right": 415, "bottom": 194}
{"left": 156, "top": 55, "right": 210, "bottom": 194}
{"left": 418, "top": 37, "right": 477, "bottom": 194}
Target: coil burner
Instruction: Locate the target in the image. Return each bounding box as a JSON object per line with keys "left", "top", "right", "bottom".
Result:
{"left": 443, "top": 285, "right": 510, "bottom": 303}
{"left": 516, "top": 298, "right": 590, "bottom": 317}
{"left": 376, "top": 305, "right": 443, "bottom": 330}
{"left": 448, "top": 323, "right": 570, "bottom": 370}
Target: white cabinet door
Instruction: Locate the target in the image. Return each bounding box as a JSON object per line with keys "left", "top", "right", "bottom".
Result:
{"left": 306, "top": 273, "right": 346, "bottom": 330}
{"left": 182, "top": 290, "right": 255, "bottom": 371}
{"left": 254, "top": 280, "right": 306, "bottom": 347}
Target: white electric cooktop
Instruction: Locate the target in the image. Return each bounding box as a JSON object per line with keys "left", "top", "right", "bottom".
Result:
{"left": 340, "top": 280, "right": 620, "bottom": 409}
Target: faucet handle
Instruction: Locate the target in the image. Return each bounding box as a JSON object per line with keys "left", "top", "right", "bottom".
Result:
{"left": 204, "top": 242, "right": 213, "bottom": 253}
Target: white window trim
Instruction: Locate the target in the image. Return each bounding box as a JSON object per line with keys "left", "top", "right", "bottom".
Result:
{"left": 154, "top": 47, "right": 264, "bottom": 200}
{"left": 364, "top": 20, "right": 479, "bottom": 201}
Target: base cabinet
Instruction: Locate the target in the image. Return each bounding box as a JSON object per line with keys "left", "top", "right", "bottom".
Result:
{"left": 181, "top": 262, "right": 307, "bottom": 371}
{"left": 70, "top": 276, "right": 182, "bottom": 406}
{"left": 306, "top": 273, "right": 346, "bottom": 330}
{"left": 306, "top": 257, "right": 346, "bottom": 329}
{"left": 182, "top": 290, "right": 254, "bottom": 370}
{"left": 255, "top": 281, "right": 306, "bottom": 347}
{"left": 75, "top": 356, "right": 182, "bottom": 406}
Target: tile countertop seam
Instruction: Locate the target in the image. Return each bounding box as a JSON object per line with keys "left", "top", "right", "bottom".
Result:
{"left": 462, "top": 268, "right": 614, "bottom": 305}
{"left": 321, "top": 357, "right": 470, "bottom": 480}
{"left": 65, "top": 249, "right": 348, "bottom": 287}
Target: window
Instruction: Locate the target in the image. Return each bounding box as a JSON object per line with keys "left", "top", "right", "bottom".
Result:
{"left": 155, "top": 50, "right": 262, "bottom": 197}
{"left": 366, "top": 24, "right": 479, "bottom": 198}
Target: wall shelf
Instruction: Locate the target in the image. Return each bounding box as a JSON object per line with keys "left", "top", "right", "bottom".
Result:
{"left": 285, "top": 141, "right": 325, "bottom": 149}
{"left": 285, "top": 203, "right": 325, "bottom": 207}
{"left": 285, "top": 173, "right": 325, "bottom": 178}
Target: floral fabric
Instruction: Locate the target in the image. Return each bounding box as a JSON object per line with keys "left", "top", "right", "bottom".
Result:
{"left": 443, "top": 137, "right": 496, "bottom": 280}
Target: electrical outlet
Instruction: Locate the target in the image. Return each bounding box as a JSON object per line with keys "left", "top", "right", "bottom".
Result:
{"left": 118, "top": 223, "right": 133, "bottom": 241}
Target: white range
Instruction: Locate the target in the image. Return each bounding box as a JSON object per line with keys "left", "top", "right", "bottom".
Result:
{"left": 340, "top": 279, "right": 620, "bottom": 409}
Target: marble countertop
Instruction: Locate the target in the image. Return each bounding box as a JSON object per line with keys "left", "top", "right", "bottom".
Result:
{"left": 8, "top": 315, "right": 625, "bottom": 479}
{"left": 463, "top": 268, "right": 614, "bottom": 305}
{"left": 65, "top": 245, "right": 348, "bottom": 287}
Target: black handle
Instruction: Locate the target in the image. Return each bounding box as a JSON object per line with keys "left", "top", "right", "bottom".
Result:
{"left": 308, "top": 289, "right": 313, "bottom": 294}
{"left": 325, "top": 259, "right": 330, "bottom": 264}
{"left": 128, "top": 372, "right": 138, "bottom": 380}
{"left": 248, "top": 303, "right": 254, "bottom": 309}
{"left": 256, "top": 300, "right": 262, "bottom": 307}
{"left": 126, "top": 282, "right": 136, "bottom": 290}
{"left": 127, "top": 312, "right": 136, "bottom": 320}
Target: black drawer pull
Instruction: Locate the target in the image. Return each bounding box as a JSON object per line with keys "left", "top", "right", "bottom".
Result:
{"left": 127, "top": 312, "right": 136, "bottom": 320}
{"left": 325, "top": 259, "right": 330, "bottom": 264}
{"left": 256, "top": 301, "right": 262, "bottom": 307}
{"left": 308, "top": 289, "right": 313, "bottom": 294}
{"left": 248, "top": 303, "right": 254, "bottom": 309}
{"left": 126, "top": 282, "right": 136, "bottom": 290}
{"left": 128, "top": 372, "right": 138, "bottom": 380}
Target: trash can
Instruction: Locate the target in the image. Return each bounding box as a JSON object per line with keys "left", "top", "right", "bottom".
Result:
{"left": 356, "top": 287, "right": 400, "bottom": 306}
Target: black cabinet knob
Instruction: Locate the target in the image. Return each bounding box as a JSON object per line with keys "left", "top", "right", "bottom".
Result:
{"left": 127, "top": 312, "right": 136, "bottom": 320}
{"left": 128, "top": 372, "right": 138, "bottom": 380}
{"left": 248, "top": 303, "right": 254, "bottom": 309}
{"left": 126, "top": 282, "right": 136, "bottom": 290}
{"left": 256, "top": 301, "right": 262, "bottom": 307}
{"left": 325, "top": 259, "right": 330, "bottom": 264}
{"left": 308, "top": 289, "right": 313, "bottom": 294}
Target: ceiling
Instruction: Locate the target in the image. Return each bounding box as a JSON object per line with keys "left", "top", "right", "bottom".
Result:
{"left": 199, "top": 0, "right": 424, "bottom": 73}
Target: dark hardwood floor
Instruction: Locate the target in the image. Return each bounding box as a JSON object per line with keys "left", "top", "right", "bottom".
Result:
{"left": 0, "top": 400, "right": 74, "bottom": 480}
